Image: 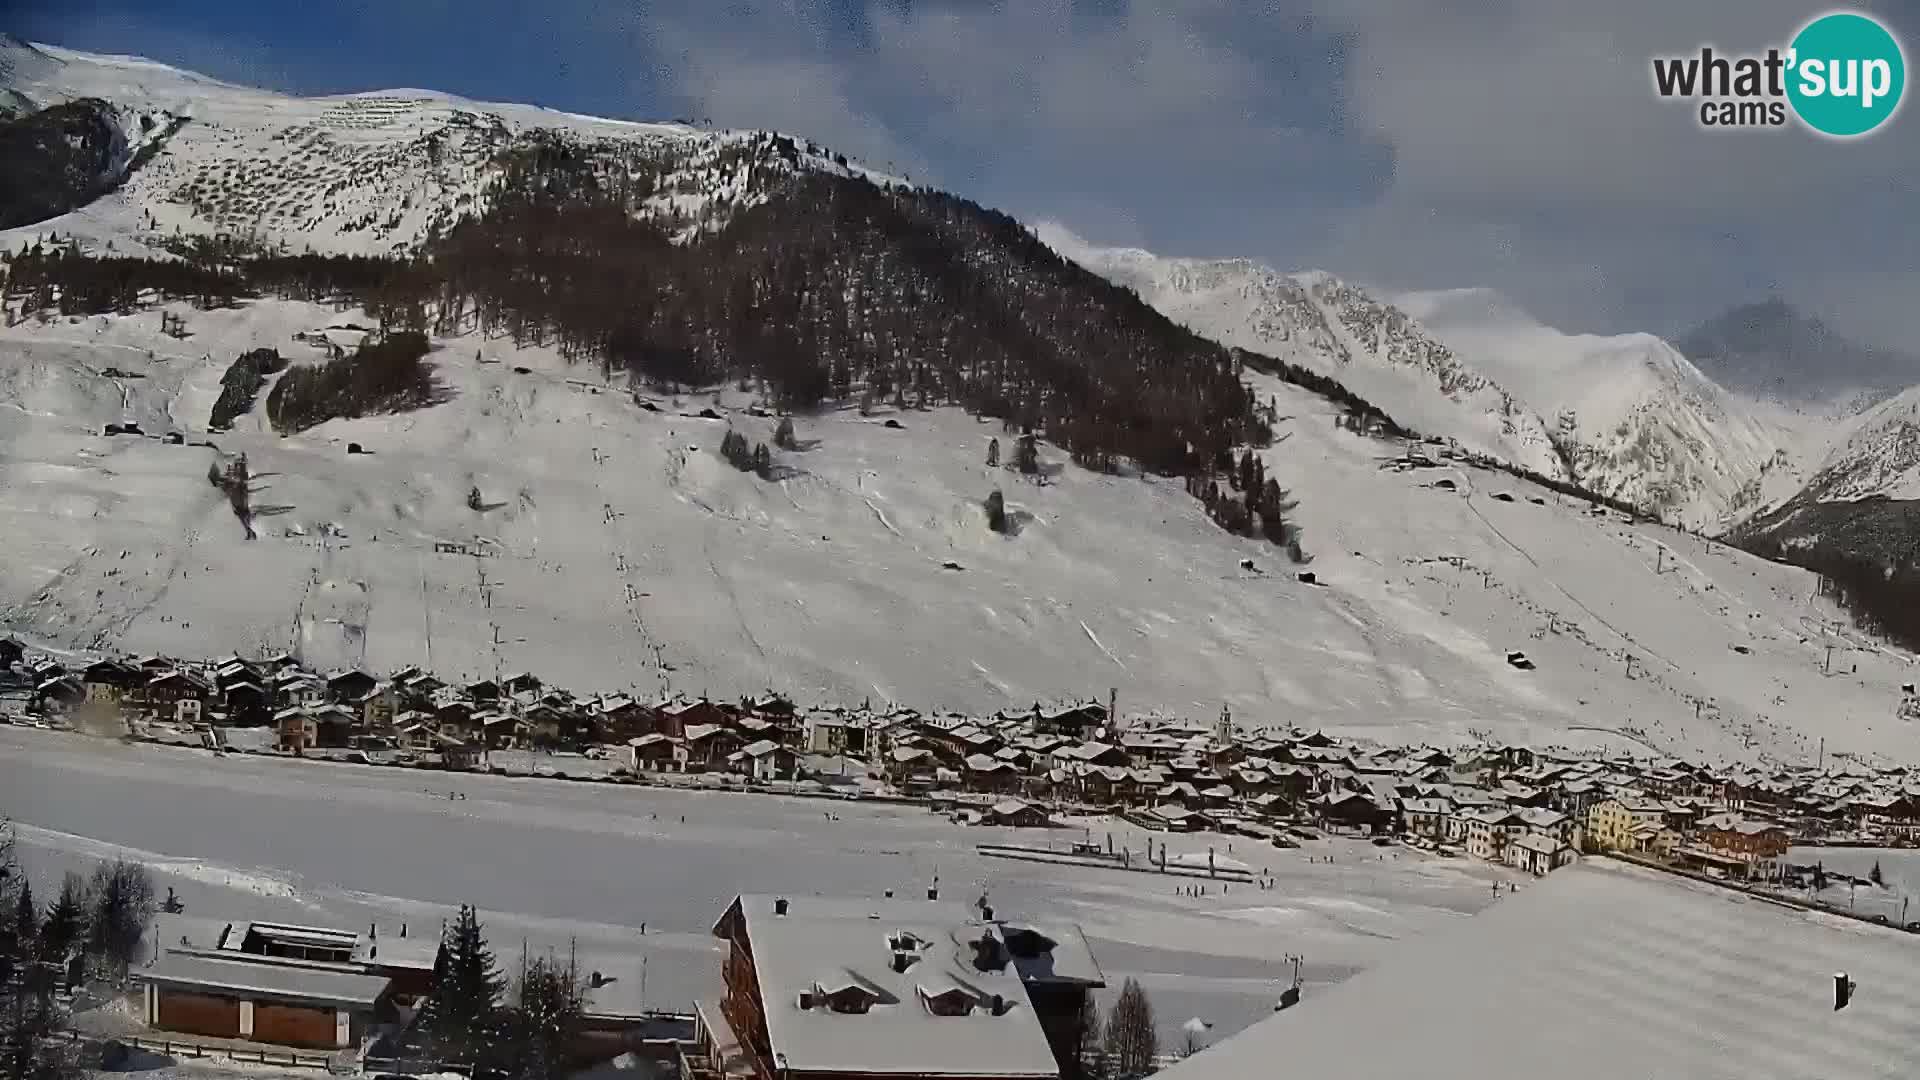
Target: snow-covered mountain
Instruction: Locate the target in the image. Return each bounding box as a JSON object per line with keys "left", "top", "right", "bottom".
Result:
{"left": 1793, "top": 385, "right": 1920, "bottom": 504}
{"left": 1399, "top": 288, "right": 1794, "bottom": 530}
{"left": 1040, "top": 228, "right": 1822, "bottom": 533}
{"left": 0, "top": 34, "right": 889, "bottom": 258}
{"left": 4, "top": 40, "right": 1920, "bottom": 767}
{"left": 1036, "top": 227, "right": 1569, "bottom": 483}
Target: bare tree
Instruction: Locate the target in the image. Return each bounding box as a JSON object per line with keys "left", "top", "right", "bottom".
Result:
{"left": 1076, "top": 995, "right": 1106, "bottom": 1080}
{"left": 84, "top": 859, "right": 156, "bottom": 980}
{"left": 1103, "top": 978, "right": 1157, "bottom": 1079}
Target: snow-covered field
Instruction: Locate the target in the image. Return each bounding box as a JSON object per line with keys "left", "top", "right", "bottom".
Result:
{"left": 1788, "top": 847, "right": 1920, "bottom": 924}
{"left": 0, "top": 725, "right": 1526, "bottom": 1044}
{"left": 2, "top": 296, "right": 1917, "bottom": 764}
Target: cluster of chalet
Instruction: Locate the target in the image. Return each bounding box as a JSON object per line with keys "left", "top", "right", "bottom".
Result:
{"left": 9, "top": 638, "right": 1920, "bottom": 881}
{"left": 2, "top": 639, "right": 812, "bottom": 778}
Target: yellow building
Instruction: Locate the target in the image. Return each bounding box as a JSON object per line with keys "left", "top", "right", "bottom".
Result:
{"left": 1585, "top": 798, "right": 1667, "bottom": 852}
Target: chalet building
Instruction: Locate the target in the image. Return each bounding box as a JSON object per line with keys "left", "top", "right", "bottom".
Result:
{"left": 1584, "top": 799, "right": 1668, "bottom": 853}
{"left": 628, "top": 733, "right": 679, "bottom": 772}
{"left": 0, "top": 635, "right": 27, "bottom": 672}
{"left": 731, "top": 739, "right": 799, "bottom": 782}
{"left": 1316, "top": 791, "right": 1393, "bottom": 835}
{"left": 35, "top": 675, "right": 84, "bottom": 710}
{"left": 82, "top": 658, "right": 145, "bottom": 706}
{"left": 684, "top": 724, "right": 747, "bottom": 770}
{"left": 1693, "top": 814, "right": 1790, "bottom": 879}
{"left": 964, "top": 754, "right": 1022, "bottom": 794}
{"left": 1505, "top": 833, "right": 1576, "bottom": 877}
{"left": 222, "top": 681, "right": 271, "bottom": 725}
{"left": 322, "top": 669, "right": 377, "bottom": 704}
{"left": 704, "top": 894, "right": 1103, "bottom": 1080}
{"left": 146, "top": 669, "right": 215, "bottom": 722}
{"left": 985, "top": 799, "right": 1054, "bottom": 828}
{"left": 659, "top": 698, "right": 728, "bottom": 739}
{"left": 1033, "top": 702, "right": 1107, "bottom": 738}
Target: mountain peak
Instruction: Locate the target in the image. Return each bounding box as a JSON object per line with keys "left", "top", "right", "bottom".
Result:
{"left": 1677, "top": 297, "right": 1912, "bottom": 408}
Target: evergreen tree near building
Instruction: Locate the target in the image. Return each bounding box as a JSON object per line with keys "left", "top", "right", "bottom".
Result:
{"left": 423, "top": 905, "right": 506, "bottom": 1064}
{"left": 1104, "top": 978, "right": 1158, "bottom": 1080}
{"left": 37, "top": 874, "right": 86, "bottom": 966}
{"left": 502, "top": 953, "right": 587, "bottom": 1080}
{"left": 0, "top": 820, "right": 81, "bottom": 1080}
{"left": 11, "top": 880, "right": 35, "bottom": 962}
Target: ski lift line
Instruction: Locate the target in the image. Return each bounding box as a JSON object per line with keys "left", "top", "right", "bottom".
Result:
{"left": 1460, "top": 484, "right": 1683, "bottom": 678}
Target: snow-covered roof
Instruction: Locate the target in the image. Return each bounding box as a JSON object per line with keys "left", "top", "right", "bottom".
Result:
{"left": 716, "top": 895, "right": 1075, "bottom": 1078}
{"left": 1155, "top": 859, "right": 1920, "bottom": 1080}
{"left": 137, "top": 949, "right": 390, "bottom": 1007}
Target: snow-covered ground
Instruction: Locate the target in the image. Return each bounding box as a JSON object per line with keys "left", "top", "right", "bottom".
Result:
{"left": 1787, "top": 847, "right": 1920, "bottom": 924}
{"left": 0, "top": 725, "right": 1527, "bottom": 1044}
{"left": 3, "top": 297, "right": 1917, "bottom": 764}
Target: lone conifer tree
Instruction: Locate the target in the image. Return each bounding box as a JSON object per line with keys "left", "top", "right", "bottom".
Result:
{"left": 1870, "top": 860, "right": 1884, "bottom": 887}
{"left": 1104, "top": 978, "right": 1157, "bottom": 1079}
{"left": 425, "top": 905, "right": 505, "bottom": 1062}
{"left": 987, "top": 437, "right": 1000, "bottom": 468}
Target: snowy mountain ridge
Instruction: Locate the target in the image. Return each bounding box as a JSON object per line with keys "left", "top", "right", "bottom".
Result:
{"left": 1035, "top": 226, "right": 1568, "bottom": 485}
{"left": 0, "top": 34, "right": 892, "bottom": 260}
{"left": 1039, "top": 226, "right": 1849, "bottom": 533}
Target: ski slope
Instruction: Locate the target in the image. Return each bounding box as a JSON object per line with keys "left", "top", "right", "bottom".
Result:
{"left": 2, "top": 298, "right": 1916, "bottom": 766}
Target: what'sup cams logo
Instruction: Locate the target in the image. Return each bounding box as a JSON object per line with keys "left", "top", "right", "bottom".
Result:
{"left": 1652, "top": 11, "right": 1906, "bottom": 136}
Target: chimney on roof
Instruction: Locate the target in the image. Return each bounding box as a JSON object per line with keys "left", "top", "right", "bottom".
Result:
{"left": 798, "top": 991, "right": 815, "bottom": 1010}
{"left": 400, "top": 923, "right": 407, "bottom": 938}
{"left": 1835, "top": 972, "right": 1854, "bottom": 1011}
{"left": 989, "top": 993, "right": 1007, "bottom": 1016}
{"left": 369, "top": 922, "right": 376, "bottom": 939}
{"left": 370, "top": 943, "right": 378, "bottom": 959}
{"left": 981, "top": 904, "right": 994, "bottom": 921}
{"left": 775, "top": 897, "right": 789, "bottom": 917}
{"left": 891, "top": 951, "right": 918, "bottom": 974}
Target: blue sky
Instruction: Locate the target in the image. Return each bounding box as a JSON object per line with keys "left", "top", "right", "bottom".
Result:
{"left": 13, "top": 1, "right": 1920, "bottom": 351}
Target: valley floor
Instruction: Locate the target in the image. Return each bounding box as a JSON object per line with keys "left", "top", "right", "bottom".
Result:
{"left": 0, "top": 725, "right": 1528, "bottom": 1046}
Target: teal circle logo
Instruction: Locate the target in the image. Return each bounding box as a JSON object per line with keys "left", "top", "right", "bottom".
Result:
{"left": 1787, "top": 12, "right": 1906, "bottom": 137}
